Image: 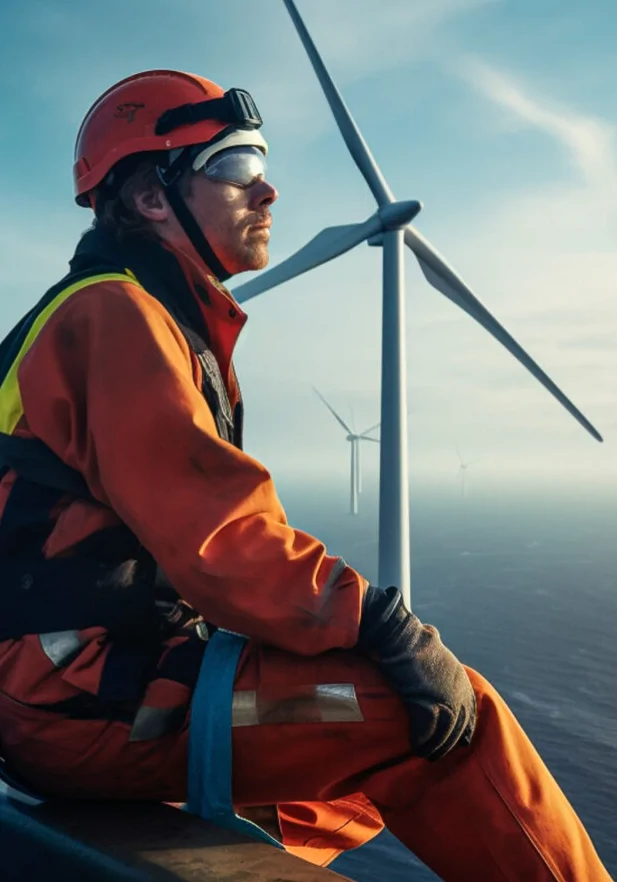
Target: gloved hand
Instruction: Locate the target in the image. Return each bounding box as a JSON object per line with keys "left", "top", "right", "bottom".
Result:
{"left": 357, "top": 585, "right": 476, "bottom": 761}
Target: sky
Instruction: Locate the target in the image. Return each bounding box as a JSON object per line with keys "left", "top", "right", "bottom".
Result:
{"left": 1, "top": 0, "right": 617, "bottom": 497}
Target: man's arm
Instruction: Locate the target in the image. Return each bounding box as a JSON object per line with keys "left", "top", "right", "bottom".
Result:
{"left": 18, "top": 281, "right": 366, "bottom": 654}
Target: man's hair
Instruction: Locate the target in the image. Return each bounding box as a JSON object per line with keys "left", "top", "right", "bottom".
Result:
{"left": 93, "top": 153, "right": 193, "bottom": 238}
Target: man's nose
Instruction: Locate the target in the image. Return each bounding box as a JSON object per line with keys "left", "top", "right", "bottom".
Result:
{"left": 251, "top": 177, "right": 278, "bottom": 207}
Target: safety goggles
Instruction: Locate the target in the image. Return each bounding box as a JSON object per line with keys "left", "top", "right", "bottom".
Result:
{"left": 199, "top": 145, "right": 267, "bottom": 189}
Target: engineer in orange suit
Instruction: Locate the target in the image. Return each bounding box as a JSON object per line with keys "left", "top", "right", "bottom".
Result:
{"left": 0, "top": 70, "right": 611, "bottom": 881}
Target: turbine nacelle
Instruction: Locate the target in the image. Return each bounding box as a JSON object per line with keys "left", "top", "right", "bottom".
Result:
{"left": 346, "top": 432, "right": 380, "bottom": 443}
{"left": 379, "top": 200, "right": 423, "bottom": 230}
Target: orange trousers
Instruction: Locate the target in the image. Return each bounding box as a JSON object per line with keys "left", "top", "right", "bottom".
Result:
{"left": 1, "top": 643, "right": 612, "bottom": 882}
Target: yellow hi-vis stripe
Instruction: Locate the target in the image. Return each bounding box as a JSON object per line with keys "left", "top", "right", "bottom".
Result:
{"left": 0, "top": 273, "right": 139, "bottom": 436}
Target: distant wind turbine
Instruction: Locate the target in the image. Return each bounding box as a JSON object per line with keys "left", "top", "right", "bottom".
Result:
{"left": 455, "top": 447, "right": 476, "bottom": 498}
{"left": 313, "top": 388, "right": 379, "bottom": 516}
{"left": 232, "top": 0, "right": 602, "bottom": 606}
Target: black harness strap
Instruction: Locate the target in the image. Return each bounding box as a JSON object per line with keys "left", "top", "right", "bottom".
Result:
{"left": 0, "top": 435, "right": 92, "bottom": 500}
{"left": 0, "top": 235, "right": 241, "bottom": 646}
{"left": 0, "top": 554, "right": 161, "bottom": 644}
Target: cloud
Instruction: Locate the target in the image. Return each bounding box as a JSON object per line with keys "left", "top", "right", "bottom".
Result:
{"left": 3, "top": 0, "right": 497, "bottom": 135}
{"left": 422, "top": 57, "right": 617, "bottom": 324}
{"left": 558, "top": 333, "right": 617, "bottom": 353}
{"left": 460, "top": 56, "right": 617, "bottom": 198}
{"left": 279, "top": 0, "right": 499, "bottom": 75}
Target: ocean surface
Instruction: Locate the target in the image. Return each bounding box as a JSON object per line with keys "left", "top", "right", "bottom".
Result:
{"left": 276, "top": 481, "right": 617, "bottom": 881}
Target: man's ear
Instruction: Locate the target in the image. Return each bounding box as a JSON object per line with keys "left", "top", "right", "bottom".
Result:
{"left": 134, "top": 186, "right": 171, "bottom": 223}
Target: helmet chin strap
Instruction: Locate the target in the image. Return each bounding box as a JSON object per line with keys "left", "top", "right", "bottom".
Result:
{"left": 162, "top": 175, "right": 232, "bottom": 282}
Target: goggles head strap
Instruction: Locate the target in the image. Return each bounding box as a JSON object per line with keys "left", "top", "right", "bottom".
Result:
{"left": 155, "top": 88, "right": 263, "bottom": 137}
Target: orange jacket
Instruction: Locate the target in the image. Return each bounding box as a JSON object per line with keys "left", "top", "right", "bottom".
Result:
{"left": 0, "top": 231, "right": 367, "bottom": 710}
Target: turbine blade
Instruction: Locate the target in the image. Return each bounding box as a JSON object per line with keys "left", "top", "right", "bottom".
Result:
{"left": 282, "top": 0, "right": 393, "bottom": 207}
{"left": 360, "top": 437, "right": 380, "bottom": 444}
{"left": 313, "top": 387, "right": 353, "bottom": 434}
{"left": 404, "top": 226, "right": 603, "bottom": 443}
{"left": 232, "top": 216, "right": 381, "bottom": 304}
{"left": 361, "top": 421, "right": 381, "bottom": 436}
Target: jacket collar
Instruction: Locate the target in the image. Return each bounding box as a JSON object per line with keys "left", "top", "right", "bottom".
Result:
{"left": 71, "top": 226, "right": 247, "bottom": 375}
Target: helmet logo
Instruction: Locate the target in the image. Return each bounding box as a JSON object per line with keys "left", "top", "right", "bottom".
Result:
{"left": 114, "top": 103, "right": 145, "bottom": 123}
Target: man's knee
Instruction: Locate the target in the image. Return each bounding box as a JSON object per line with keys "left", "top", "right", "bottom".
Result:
{"left": 462, "top": 665, "right": 534, "bottom": 762}
{"left": 464, "top": 666, "right": 516, "bottom": 720}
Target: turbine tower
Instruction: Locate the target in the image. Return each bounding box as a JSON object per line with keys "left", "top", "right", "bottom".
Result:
{"left": 313, "top": 388, "right": 379, "bottom": 516}
{"left": 232, "top": 0, "right": 602, "bottom": 606}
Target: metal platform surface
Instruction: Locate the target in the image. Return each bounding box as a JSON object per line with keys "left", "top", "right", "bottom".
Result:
{"left": 0, "top": 796, "right": 352, "bottom": 882}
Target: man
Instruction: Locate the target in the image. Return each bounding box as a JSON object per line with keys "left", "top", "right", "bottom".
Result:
{"left": 0, "top": 70, "right": 611, "bottom": 881}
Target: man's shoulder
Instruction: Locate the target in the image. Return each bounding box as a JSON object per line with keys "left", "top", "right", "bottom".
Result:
{"left": 14, "top": 269, "right": 192, "bottom": 369}
{"left": 47, "top": 269, "right": 175, "bottom": 328}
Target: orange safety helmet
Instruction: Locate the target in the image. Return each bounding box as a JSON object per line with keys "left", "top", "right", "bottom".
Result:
{"left": 73, "top": 69, "right": 267, "bottom": 278}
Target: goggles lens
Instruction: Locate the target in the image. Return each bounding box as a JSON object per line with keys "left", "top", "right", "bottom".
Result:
{"left": 203, "top": 146, "right": 267, "bottom": 188}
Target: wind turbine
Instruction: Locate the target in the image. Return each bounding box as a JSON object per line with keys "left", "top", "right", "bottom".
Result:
{"left": 313, "top": 388, "right": 379, "bottom": 516}
{"left": 232, "top": 0, "right": 602, "bottom": 607}
{"left": 455, "top": 447, "right": 475, "bottom": 498}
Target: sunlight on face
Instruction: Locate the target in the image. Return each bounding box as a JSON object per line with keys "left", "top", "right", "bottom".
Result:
{"left": 186, "top": 173, "right": 278, "bottom": 275}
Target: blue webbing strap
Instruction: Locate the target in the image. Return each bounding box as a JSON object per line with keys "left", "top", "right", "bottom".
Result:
{"left": 187, "top": 629, "right": 283, "bottom": 848}
{"left": 0, "top": 629, "right": 281, "bottom": 847}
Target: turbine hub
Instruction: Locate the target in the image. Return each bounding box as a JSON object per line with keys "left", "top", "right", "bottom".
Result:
{"left": 378, "top": 199, "right": 422, "bottom": 231}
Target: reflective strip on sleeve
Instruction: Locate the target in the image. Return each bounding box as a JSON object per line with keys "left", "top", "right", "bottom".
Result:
{"left": 324, "top": 557, "right": 348, "bottom": 595}
{"left": 39, "top": 630, "right": 83, "bottom": 667}
{"left": 232, "top": 683, "right": 364, "bottom": 727}
{"left": 128, "top": 705, "right": 189, "bottom": 742}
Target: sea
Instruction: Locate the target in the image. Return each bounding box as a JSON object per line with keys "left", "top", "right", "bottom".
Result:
{"left": 274, "top": 478, "right": 617, "bottom": 881}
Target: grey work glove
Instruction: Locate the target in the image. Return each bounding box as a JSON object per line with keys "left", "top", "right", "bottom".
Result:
{"left": 357, "top": 585, "right": 476, "bottom": 761}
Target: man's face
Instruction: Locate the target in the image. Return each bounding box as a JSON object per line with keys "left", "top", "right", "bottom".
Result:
{"left": 184, "top": 171, "right": 278, "bottom": 275}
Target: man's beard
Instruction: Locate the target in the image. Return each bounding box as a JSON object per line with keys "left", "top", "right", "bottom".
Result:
{"left": 239, "top": 239, "right": 270, "bottom": 271}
